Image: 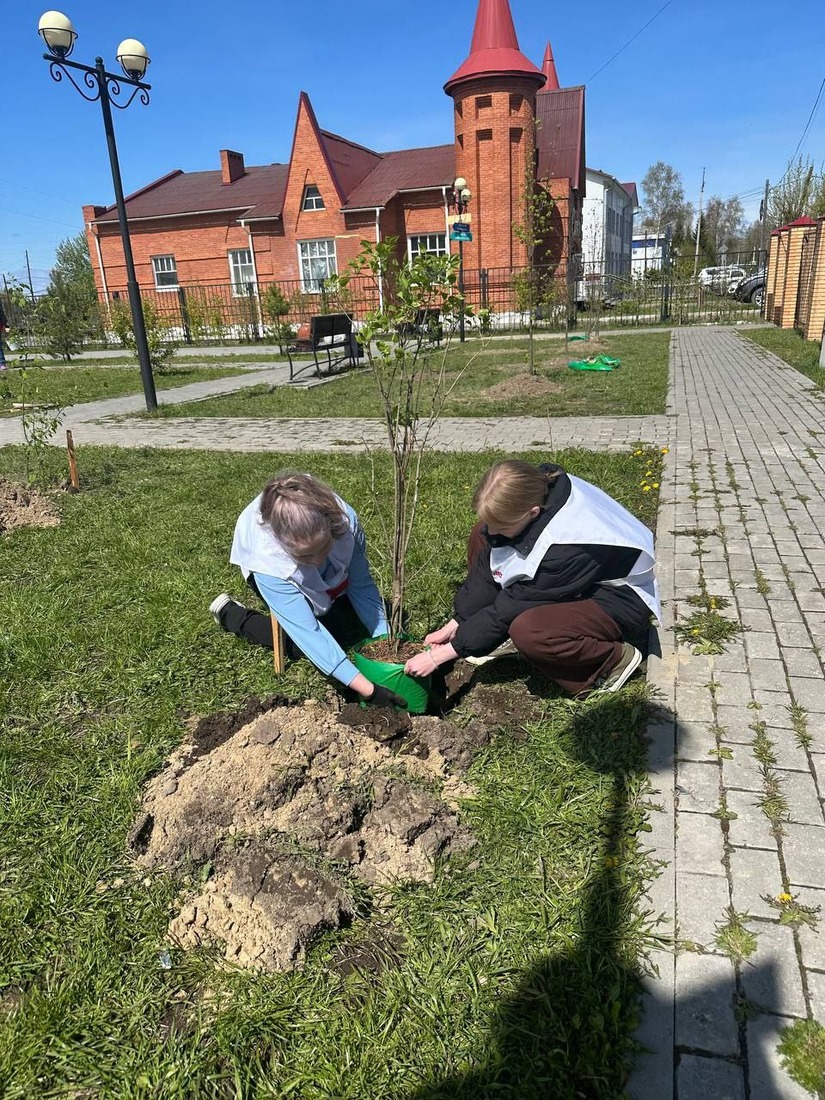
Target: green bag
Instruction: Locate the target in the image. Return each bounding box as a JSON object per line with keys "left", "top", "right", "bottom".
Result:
{"left": 567, "top": 355, "right": 621, "bottom": 372}
{"left": 351, "top": 636, "right": 431, "bottom": 714}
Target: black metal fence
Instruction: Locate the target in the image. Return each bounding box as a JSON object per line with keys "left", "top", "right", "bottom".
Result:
{"left": 2, "top": 248, "right": 768, "bottom": 353}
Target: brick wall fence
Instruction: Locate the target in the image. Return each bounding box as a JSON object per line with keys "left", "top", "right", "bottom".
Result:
{"left": 765, "top": 215, "right": 825, "bottom": 340}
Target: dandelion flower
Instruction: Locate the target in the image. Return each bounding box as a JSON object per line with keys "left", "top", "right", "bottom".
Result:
{"left": 661, "top": 447, "right": 670, "bottom": 454}
{"left": 778, "top": 892, "right": 793, "bottom": 904}
{"left": 643, "top": 485, "right": 651, "bottom": 492}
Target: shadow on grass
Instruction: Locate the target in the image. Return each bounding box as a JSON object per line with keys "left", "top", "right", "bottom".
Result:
{"left": 410, "top": 686, "right": 659, "bottom": 1098}
{"left": 410, "top": 678, "right": 796, "bottom": 1099}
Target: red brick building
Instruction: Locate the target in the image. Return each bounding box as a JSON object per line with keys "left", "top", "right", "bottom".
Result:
{"left": 83, "top": 0, "right": 585, "bottom": 316}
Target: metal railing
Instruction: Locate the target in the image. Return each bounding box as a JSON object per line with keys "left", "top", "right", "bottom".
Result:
{"left": 2, "top": 249, "right": 769, "bottom": 353}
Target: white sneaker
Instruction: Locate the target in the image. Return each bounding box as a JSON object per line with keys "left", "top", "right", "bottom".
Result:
{"left": 209, "top": 592, "right": 241, "bottom": 626}
{"left": 465, "top": 638, "right": 519, "bottom": 667}
{"left": 593, "top": 643, "right": 643, "bottom": 693}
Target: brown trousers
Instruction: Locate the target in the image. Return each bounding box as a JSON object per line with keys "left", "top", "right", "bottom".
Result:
{"left": 467, "top": 523, "right": 624, "bottom": 696}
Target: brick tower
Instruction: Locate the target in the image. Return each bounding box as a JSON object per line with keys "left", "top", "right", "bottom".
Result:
{"left": 444, "top": 0, "right": 546, "bottom": 270}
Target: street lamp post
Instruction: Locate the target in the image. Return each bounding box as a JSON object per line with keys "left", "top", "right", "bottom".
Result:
{"left": 38, "top": 10, "right": 158, "bottom": 412}
{"left": 451, "top": 176, "right": 472, "bottom": 344}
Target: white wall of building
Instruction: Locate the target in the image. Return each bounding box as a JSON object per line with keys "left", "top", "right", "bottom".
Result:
{"left": 582, "top": 168, "right": 635, "bottom": 279}
{"left": 631, "top": 232, "right": 669, "bottom": 277}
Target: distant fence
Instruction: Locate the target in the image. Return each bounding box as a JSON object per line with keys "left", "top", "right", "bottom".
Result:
{"left": 2, "top": 249, "right": 768, "bottom": 353}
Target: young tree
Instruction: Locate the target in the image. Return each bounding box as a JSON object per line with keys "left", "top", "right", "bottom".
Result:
{"left": 512, "top": 146, "right": 557, "bottom": 374}
{"left": 332, "top": 239, "right": 465, "bottom": 641}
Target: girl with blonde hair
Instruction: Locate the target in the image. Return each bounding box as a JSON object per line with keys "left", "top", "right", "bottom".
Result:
{"left": 211, "top": 472, "right": 405, "bottom": 707}
{"left": 405, "top": 459, "right": 659, "bottom": 698}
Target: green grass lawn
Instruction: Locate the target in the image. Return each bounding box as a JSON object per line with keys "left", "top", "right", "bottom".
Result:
{"left": 742, "top": 327, "right": 825, "bottom": 389}
{"left": 0, "top": 365, "right": 252, "bottom": 417}
{"left": 0, "top": 446, "right": 662, "bottom": 1098}
{"left": 145, "top": 331, "right": 671, "bottom": 420}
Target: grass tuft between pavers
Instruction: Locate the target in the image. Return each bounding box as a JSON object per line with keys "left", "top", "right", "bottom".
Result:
{"left": 0, "top": 445, "right": 662, "bottom": 1098}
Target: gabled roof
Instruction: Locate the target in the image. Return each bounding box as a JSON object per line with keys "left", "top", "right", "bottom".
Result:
{"left": 536, "top": 86, "right": 585, "bottom": 192}
{"left": 320, "top": 130, "right": 383, "bottom": 200}
{"left": 343, "top": 145, "right": 455, "bottom": 209}
{"left": 91, "top": 164, "right": 289, "bottom": 224}
{"left": 586, "top": 168, "right": 638, "bottom": 206}
{"left": 444, "top": 0, "right": 545, "bottom": 94}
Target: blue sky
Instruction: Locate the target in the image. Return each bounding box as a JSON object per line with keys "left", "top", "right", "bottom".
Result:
{"left": 3, "top": 0, "right": 823, "bottom": 290}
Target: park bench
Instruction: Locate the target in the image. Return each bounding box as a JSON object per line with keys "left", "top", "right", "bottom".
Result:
{"left": 397, "top": 307, "right": 443, "bottom": 347}
{"left": 286, "top": 313, "right": 363, "bottom": 381}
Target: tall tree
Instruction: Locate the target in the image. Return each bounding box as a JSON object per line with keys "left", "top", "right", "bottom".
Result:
{"left": 51, "top": 232, "right": 96, "bottom": 294}
{"left": 768, "top": 156, "right": 825, "bottom": 228}
{"left": 702, "top": 195, "right": 745, "bottom": 261}
{"left": 43, "top": 231, "right": 102, "bottom": 350}
{"left": 640, "top": 161, "right": 690, "bottom": 239}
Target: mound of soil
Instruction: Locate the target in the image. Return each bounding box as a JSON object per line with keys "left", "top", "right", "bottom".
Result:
{"left": 480, "top": 371, "right": 563, "bottom": 402}
{"left": 131, "top": 700, "right": 486, "bottom": 971}
{"left": 0, "top": 477, "right": 60, "bottom": 535}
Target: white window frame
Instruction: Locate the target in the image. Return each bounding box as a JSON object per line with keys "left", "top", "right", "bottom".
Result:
{"left": 151, "top": 254, "right": 178, "bottom": 291}
{"left": 408, "top": 233, "right": 448, "bottom": 262}
{"left": 298, "top": 239, "right": 337, "bottom": 293}
{"left": 228, "top": 248, "right": 255, "bottom": 297}
{"left": 302, "top": 184, "right": 325, "bottom": 211}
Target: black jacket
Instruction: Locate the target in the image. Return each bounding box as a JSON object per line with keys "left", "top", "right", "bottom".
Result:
{"left": 452, "top": 466, "right": 652, "bottom": 657}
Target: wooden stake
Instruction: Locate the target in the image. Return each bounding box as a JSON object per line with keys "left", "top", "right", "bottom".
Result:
{"left": 271, "top": 612, "right": 285, "bottom": 674}
{"left": 66, "top": 430, "right": 79, "bottom": 490}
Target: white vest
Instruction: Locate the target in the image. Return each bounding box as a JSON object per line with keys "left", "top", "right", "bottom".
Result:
{"left": 489, "top": 475, "right": 660, "bottom": 620}
{"left": 229, "top": 494, "right": 356, "bottom": 616}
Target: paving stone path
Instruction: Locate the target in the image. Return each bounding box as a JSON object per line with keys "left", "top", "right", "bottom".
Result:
{"left": 630, "top": 328, "right": 825, "bottom": 1100}
{"left": 3, "top": 325, "right": 822, "bottom": 1095}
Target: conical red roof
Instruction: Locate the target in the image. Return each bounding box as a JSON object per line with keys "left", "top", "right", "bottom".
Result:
{"left": 444, "top": 0, "right": 545, "bottom": 95}
{"left": 539, "top": 42, "right": 560, "bottom": 91}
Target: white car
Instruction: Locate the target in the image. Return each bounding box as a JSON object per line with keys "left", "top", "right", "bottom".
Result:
{"left": 698, "top": 266, "right": 748, "bottom": 293}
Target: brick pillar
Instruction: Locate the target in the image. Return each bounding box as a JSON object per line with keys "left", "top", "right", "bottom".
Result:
{"left": 779, "top": 224, "right": 808, "bottom": 329}
{"left": 803, "top": 219, "right": 825, "bottom": 340}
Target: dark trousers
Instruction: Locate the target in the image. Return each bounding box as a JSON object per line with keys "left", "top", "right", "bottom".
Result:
{"left": 220, "top": 576, "right": 365, "bottom": 654}
{"left": 467, "top": 523, "right": 631, "bottom": 696}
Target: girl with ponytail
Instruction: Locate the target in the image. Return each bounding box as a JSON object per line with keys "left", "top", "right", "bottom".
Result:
{"left": 404, "top": 459, "right": 659, "bottom": 698}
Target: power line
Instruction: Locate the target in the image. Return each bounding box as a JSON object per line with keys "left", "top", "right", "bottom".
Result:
{"left": 791, "top": 76, "right": 825, "bottom": 163}
{"left": 0, "top": 177, "right": 80, "bottom": 209}
{"left": 586, "top": 0, "right": 678, "bottom": 84}
{"left": 0, "top": 205, "right": 79, "bottom": 230}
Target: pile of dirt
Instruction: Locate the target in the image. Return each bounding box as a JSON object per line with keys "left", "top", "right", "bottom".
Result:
{"left": 0, "top": 477, "right": 60, "bottom": 535}
{"left": 130, "top": 699, "right": 496, "bottom": 971}
{"left": 480, "top": 373, "right": 564, "bottom": 401}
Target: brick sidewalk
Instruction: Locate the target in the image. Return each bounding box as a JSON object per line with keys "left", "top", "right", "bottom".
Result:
{"left": 630, "top": 329, "right": 825, "bottom": 1099}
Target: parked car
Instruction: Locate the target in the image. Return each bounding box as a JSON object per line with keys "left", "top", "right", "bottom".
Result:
{"left": 698, "top": 266, "right": 748, "bottom": 293}
{"left": 733, "top": 271, "right": 766, "bottom": 309}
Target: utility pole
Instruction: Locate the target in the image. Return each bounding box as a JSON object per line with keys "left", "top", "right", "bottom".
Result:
{"left": 692, "top": 168, "right": 706, "bottom": 281}
{"left": 24, "top": 250, "right": 36, "bottom": 302}
{"left": 759, "top": 178, "right": 770, "bottom": 265}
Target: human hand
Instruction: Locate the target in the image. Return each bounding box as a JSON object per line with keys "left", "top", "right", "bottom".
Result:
{"left": 405, "top": 648, "right": 441, "bottom": 677}
{"left": 364, "top": 684, "right": 408, "bottom": 709}
{"left": 423, "top": 620, "right": 458, "bottom": 646}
